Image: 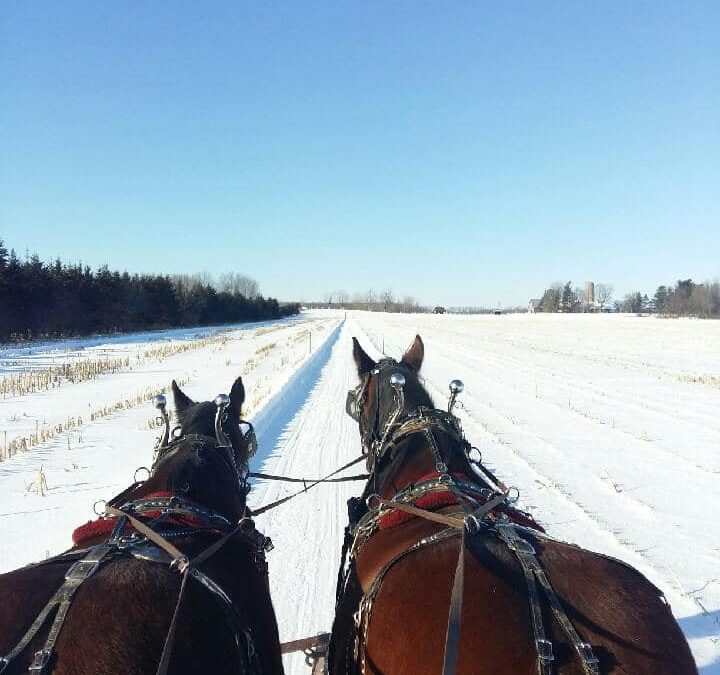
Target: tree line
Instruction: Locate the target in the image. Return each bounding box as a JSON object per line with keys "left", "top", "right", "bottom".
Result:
{"left": 0, "top": 240, "right": 298, "bottom": 342}
{"left": 311, "top": 289, "right": 422, "bottom": 313}
{"left": 619, "top": 279, "right": 720, "bottom": 316}
{"left": 537, "top": 279, "right": 720, "bottom": 317}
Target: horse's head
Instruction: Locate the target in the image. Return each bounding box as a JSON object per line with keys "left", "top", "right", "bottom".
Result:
{"left": 348, "top": 335, "right": 430, "bottom": 451}
{"left": 348, "top": 335, "right": 472, "bottom": 496}
{"left": 139, "top": 377, "right": 254, "bottom": 522}
{"left": 348, "top": 336, "right": 484, "bottom": 502}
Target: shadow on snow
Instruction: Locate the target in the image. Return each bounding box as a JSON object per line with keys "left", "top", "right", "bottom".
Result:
{"left": 248, "top": 320, "right": 344, "bottom": 480}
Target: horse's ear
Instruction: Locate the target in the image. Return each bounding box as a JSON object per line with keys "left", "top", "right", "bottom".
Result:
{"left": 229, "top": 376, "right": 245, "bottom": 416}
{"left": 401, "top": 335, "right": 424, "bottom": 371}
{"left": 352, "top": 337, "right": 376, "bottom": 376}
{"left": 172, "top": 380, "right": 194, "bottom": 415}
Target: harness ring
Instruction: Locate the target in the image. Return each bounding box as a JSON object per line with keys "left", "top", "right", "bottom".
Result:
{"left": 365, "top": 493, "right": 381, "bottom": 510}
{"left": 134, "top": 466, "right": 151, "bottom": 483}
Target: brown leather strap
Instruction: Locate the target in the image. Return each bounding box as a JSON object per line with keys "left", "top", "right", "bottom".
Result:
{"left": 360, "top": 492, "right": 508, "bottom": 675}
{"left": 105, "top": 506, "right": 264, "bottom": 675}
{"left": 376, "top": 491, "right": 508, "bottom": 531}
{"left": 190, "top": 517, "right": 254, "bottom": 568}
{"left": 375, "top": 498, "right": 466, "bottom": 528}
{"left": 105, "top": 506, "right": 187, "bottom": 563}
{"left": 280, "top": 633, "right": 331, "bottom": 654}
{"left": 443, "top": 530, "right": 465, "bottom": 675}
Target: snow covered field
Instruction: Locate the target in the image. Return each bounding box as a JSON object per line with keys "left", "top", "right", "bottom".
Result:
{"left": 1, "top": 311, "right": 718, "bottom": 673}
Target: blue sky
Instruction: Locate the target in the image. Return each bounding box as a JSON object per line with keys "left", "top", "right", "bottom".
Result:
{"left": 1, "top": 2, "right": 718, "bottom": 306}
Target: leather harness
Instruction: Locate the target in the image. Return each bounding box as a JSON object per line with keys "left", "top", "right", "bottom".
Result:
{"left": 0, "top": 427, "right": 272, "bottom": 675}
{"left": 338, "top": 361, "right": 601, "bottom": 675}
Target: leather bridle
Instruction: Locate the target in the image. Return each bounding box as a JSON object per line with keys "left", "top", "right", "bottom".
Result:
{"left": 346, "top": 359, "right": 428, "bottom": 472}
{"left": 152, "top": 409, "right": 258, "bottom": 498}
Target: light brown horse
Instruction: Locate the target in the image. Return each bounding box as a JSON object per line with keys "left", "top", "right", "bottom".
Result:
{"left": 329, "top": 336, "right": 697, "bottom": 675}
{"left": 0, "top": 377, "right": 283, "bottom": 675}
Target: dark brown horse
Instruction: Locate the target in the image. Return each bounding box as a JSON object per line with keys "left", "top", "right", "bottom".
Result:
{"left": 330, "top": 336, "right": 697, "bottom": 675}
{"left": 0, "top": 377, "right": 283, "bottom": 675}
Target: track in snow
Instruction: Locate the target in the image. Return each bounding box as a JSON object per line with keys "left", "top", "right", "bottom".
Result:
{"left": 248, "top": 320, "right": 361, "bottom": 675}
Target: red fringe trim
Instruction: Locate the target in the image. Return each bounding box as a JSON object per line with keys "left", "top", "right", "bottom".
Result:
{"left": 378, "top": 474, "right": 545, "bottom": 533}
{"left": 71, "top": 492, "right": 210, "bottom": 546}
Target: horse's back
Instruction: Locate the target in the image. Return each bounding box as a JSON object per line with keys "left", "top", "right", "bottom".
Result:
{"left": 537, "top": 535, "right": 697, "bottom": 675}
{"left": 0, "top": 553, "right": 258, "bottom": 675}
{"left": 361, "top": 530, "right": 697, "bottom": 675}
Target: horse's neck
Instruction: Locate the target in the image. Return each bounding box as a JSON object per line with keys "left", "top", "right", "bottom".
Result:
{"left": 376, "top": 425, "right": 473, "bottom": 499}
{"left": 375, "top": 434, "right": 438, "bottom": 499}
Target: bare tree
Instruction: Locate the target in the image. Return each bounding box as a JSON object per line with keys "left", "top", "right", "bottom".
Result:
{"left": 401, "top": 295, "right": 419, "bottom": 312}
{"left": 196, "top": 270, "right": 215, "bottom": 288}
{"left": 218, "top": 271, "right": 259, "bottom": 298}
{"left": 380, "top": 289, "right": 395, "bottom": 311}
{"left": 595, "top": 283, "right": 613, "bottom": 310}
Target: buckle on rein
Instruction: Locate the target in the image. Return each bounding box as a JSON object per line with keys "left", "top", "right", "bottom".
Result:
{"left": 536, "top": 638, "right": 555, "bottom": 665}
{"left": 28, "top": 649, "right": 53, "bottom": 674}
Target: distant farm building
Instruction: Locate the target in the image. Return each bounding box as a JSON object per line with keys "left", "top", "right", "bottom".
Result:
{"left": 528, "top": 299, "right": 542, "bottom": 313}
{"left": 585, "top": 281, "right": 595, "bottom": 305}
{"left": 433, "top": 306, "right": 447, "bottom": 314}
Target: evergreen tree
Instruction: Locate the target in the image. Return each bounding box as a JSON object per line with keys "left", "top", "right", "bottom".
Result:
{"left": 0, "top": 240, "right": 298, "bottom": 342}
{"left": 560, "top": 281, "right": 577, "bottom": 312}
{"left": 653, "top": 286, "right": 668, "bottom": 313}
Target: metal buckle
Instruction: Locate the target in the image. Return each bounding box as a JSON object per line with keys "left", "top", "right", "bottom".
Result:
{"left": 536, "top": 638, "right": 554, "bottom": 664}
{"left": 29, "top": 648, "right": 53, "bottom": 674}
{"left": 506, "top": 486, "right": 520, "bottom": 504}
{"left": 578, "top": 642, "right": 599, "bottom": 665}
{"left": 170, "top": 555, "right": 190, "bottom": 573}
{"left": 465, "top": 514, "right": 482, "bottom": 535}
{"left": 65, "top": 559, "right": 102, "bottom": 581}
{"left": 117, "top": 532, "right": 146, "bottom": 548}
{"left": 503, "top": 533, "right": 535, "bottom": 555}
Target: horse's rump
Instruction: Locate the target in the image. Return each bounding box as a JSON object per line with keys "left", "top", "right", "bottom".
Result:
{"left": 0, "top": 539, "right": 274, "bottom": 675}
{"left": 347, "top": 526, "right": 696, "bottom": 675}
